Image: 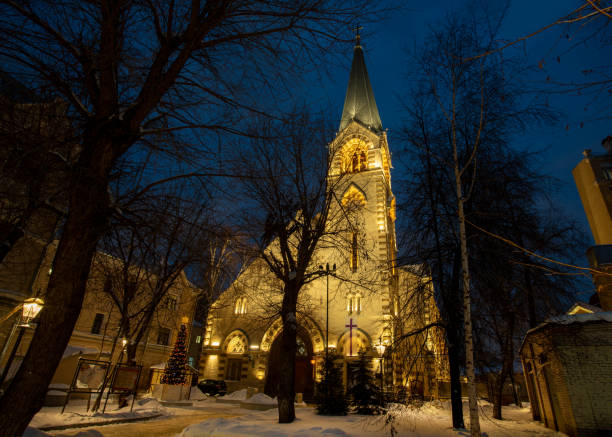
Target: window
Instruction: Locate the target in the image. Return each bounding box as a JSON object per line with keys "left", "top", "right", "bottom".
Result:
{"left": 157, "top": 328, "right": 171, "bottom": 346}
{"left": 91, "top": 313, "right": 104, "bottom": 334}
{"left": 234, "top": 297, "right": 247, "bottom": 314}
{"left": 351, "top": 232, "right": 358, "bottom": 272}
{"left": 347, "top": 293, "right": 361, "bottom": 314}
{"left": 165, "top": 296, "right": 177, "bottom": 311}
{"left": 226, "top": 359, "right": 242, "bottom": 381}
{"left": 195, "top": 335, "right": 202, "bottom": 344}
{"left": 602, "top": 166, "right": 612, "bottom": 181}
{"left": 341, "top": 138, "right": 369, "bottom": 174}
{"left": 188, "top": 356, "right": 195, "bottom": 367}
{"left": 341, "top": 185, "right": 366, "bottom": 209}
{"left": 226, "top": 336, "right": 246, "bottom": 354}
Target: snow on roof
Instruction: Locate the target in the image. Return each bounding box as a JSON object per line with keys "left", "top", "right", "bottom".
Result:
{"left": 524, "top": 311, "right": 612, "bottom": 341}
{"left": 567, "top": 301, "right": 602, "bottom": 315}
{"left": 62, "top": 345, "right": 98, "bottom": 359}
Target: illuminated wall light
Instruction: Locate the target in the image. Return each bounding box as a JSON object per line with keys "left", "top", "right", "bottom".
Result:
{"left": 328, "top": 344, "right": 336, "bottom": 349}
{"left": 250, "top": 344, "right": 259, "bottom": 350}
{"left": 378, "top": 224, "right": 385, "bottom": 231}
{"left": 211, "top": 341, "right": 220, "bottom": 347}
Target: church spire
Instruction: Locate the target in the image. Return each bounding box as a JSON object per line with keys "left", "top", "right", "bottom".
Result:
{"left": 339, "top": 32, "right": 383, "bottom": 134}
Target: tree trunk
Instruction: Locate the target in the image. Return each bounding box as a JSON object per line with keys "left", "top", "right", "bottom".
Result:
{"left": 492, "top": 371, "right": 505, "bottom": 420}
{"left": 453, "top": 154, "right": 480, "bottom": 436}
{"left": 277, "top": 283, "right": 298, "bottom": 423}
{"left": 0, "top": 146, "right": 113, "bottom": 436}
{"left": 448, "top": 246, "right": 465, "bottom": 429}
{"left": 447, "top": 328, "right": 465, "bottom": 429}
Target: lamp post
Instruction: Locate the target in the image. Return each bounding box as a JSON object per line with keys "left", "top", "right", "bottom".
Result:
{"left": 0, "top": 297, "right": 44, "bottom": 388}
{"left": 319, "top": 263, "right": 336, "bottom": 361}
{"left": 375, "top": 337, "right": 386, "bottom": 405}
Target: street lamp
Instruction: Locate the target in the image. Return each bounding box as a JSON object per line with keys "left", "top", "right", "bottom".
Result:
{"left": 375, "top": 338, "right": 386, "bottom": 405}
{"left": 0, "top": 297, "right": 44, "bottom": 387}
{"left": 319, "top": 263, "right": 336, "bottom": 361}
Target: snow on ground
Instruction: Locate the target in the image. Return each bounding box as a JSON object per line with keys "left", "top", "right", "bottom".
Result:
{"left": 23, "top": 394, "right": 565, "bottom": 437}
{"left": 245, "top": 393, "right": 276, "bottom": 405}
{"left": 26, "top": 393, "right": 237, "bottom": 433}
{"left": 219, "top": 389, "right": 248, "bottom": 401}
{"left": 178, "top": 400, "right": 566, "bottom": 437}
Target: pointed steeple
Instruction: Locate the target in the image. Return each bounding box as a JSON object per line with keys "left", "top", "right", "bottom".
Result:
{"left": 339, "top": 34, "right": 382, "bottom": 134}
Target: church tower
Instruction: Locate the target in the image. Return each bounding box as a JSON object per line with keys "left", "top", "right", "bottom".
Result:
{"left": 327, "top": 33, "right": 398, "bottom": 330}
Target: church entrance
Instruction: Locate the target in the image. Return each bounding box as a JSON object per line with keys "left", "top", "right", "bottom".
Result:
{"left": 264, "top": 330, "right": 314, "bottom": 402}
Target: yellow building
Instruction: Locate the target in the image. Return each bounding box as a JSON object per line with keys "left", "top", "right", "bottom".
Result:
{"left": 572, "top": 135, "right": 612, "bottom": 310}
{"left": 1, "top": 241, "right": 200, "bottom": 391}
{"left": 199, "top": 38, "right": 447, "bottom": 400}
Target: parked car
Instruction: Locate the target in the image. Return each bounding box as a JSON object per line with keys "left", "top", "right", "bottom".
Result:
{"left": 197, "top": 379, "right": 227, "bottom": 396}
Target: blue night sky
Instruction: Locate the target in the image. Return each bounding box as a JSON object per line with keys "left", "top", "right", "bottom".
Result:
{"left": 313, "top": 0, "right": 610, "bottom": 257}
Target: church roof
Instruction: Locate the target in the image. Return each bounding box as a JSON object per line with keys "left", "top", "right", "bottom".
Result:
{"left": 339, "top": 38, "right": 383, "bottom": 134}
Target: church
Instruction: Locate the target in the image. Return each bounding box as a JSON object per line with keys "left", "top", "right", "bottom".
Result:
{"left": 198, "top": 37, "right": 448, "bottom": 401}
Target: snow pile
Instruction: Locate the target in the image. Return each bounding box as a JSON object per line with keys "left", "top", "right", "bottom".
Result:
{"left": 190, "top": 387, "right": 208, "bottom": 401}
{"left": 245, "top": 393, "right": 275, "bottom": 405}
{"left": 62, "top": 345, "right": 98, "bottom": 359}
{"left": 220, "top": 389, "right": 248, "bottom": 401}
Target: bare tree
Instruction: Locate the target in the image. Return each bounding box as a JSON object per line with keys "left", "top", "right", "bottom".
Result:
{"left": 227, "top": 110, "right": 362, "bottom": 422}
{"left": 397, "top": 9, "right": 555, "bottom": 435}
{"left": 0, "top": 1, "right": 388, "bottom": 433}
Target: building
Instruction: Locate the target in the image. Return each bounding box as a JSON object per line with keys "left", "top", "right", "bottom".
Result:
{"left": 520, "top": 313, "right": 612, "bottom": 437}
{"left": 199, "top": 38, "right": 447, "bottom": 400}
{"left": 519, "top": 136, "right": 612, "bottom": 436}
{"left": 1, "top": 240, "right": 200, "bottom": 392}
{"left": 572, "top": 136, "right": 612, "bottom": 310}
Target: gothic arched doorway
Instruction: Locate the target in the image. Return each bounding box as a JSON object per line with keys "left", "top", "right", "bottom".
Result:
{"left": 264, "top": 329, "right": 314, "bottom": 402}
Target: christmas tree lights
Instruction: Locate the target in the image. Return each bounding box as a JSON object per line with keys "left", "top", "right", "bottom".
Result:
{"left": 161, "top": 324, "right": 188, "bottom": 385}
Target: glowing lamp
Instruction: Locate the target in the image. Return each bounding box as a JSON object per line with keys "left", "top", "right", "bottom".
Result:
{"left": 375, "top": 340, "right": 386, "bottom": 357}
{"left": 20, "top": 298, "right": 44, "bottom": 326}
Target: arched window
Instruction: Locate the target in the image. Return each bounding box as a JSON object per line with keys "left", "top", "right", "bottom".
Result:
{"left": 341, "top": 138, "right": 369, "bottom": 174}
{"left": 226, "top": 336, "right": 246, "bottom": 354}
{"left": 234, "top": 297, "right": 247, "bottom": 314}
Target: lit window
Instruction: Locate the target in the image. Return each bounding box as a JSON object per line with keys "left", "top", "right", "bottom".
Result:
{"left": 226, "top": 335, "right": 246, "bottom": 354}
{"left": 602, "top": 166, "right": 612, "bottom": 181}
{"left": 196, "top": 335, "right": 202, "bottom": 344}
{"left": 234, "top": 297, "right": 247, "bottom": 314}
{"left": 347, "top": 293, "right": 362, "bottom": 314}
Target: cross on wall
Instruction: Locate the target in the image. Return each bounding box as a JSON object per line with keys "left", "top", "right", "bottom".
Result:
{"left": 345, "top": 318, "right": 357, "bottom": 356}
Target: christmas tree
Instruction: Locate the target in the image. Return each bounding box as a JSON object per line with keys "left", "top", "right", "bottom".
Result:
{"left": 161, "top": 324, "right": 188, "bottom": 385}
{"left": 315, "top": 352, "right": 347, "bottom": 415}
{"left": 348, "top": 351, "right": 380, "bottom": 414}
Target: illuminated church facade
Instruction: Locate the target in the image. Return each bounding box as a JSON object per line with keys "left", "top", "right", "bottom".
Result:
{"left": 198, "top": 38, "right": 447, "bottom": 401}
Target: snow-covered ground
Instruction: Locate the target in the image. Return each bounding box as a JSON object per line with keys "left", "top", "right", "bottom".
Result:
{"left": 24, "top": 390, "right": 242, "bottom": 436}
{"left": 24, "top": 389, "right": 565, "bottom": 437}
{"left": 178, "top": 400, "right": 566, "bottom": 437}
